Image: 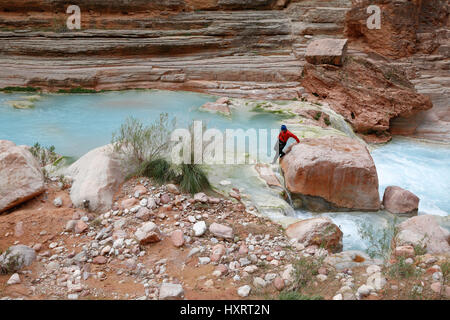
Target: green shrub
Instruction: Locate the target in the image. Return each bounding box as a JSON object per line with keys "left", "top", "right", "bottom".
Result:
{"left": 137, "top": 158, "right": 177, "bottom": 185}
{"left": 441, "top": 261, "right": 450, "bottom": 284}
{"left": 278, "top": 291, "right": 323, "bottom": 300}
{"left": 358, "top": 217, "right": 398, "bottom": 261}
{"left": 314, "top": 111, "right": 322, "bottom": 121}
{"left": 388, "top": 257, "right": 420, "bottom": 279}
{"left": 57, "top": 87, "right": 100, "bottom": 94}
{"left": 292, "top": 257, "right": 321, "bottom": 290}
{"left": 177, "top": 163, "right": 211, "bottom": 194}
{"left": 111, "top": 114, "right": 176, "bottom": 168}
{"left": 324, "top": 116, "right": 331, "bottom": 126}
{"left": 1, "top": 86, "right": 39, "bottom": 92}
{"left": 30, "top": 142, "right": 59, "bottom": 167}
{"left": 0, "top": 250, "right": 21, "bottom": 274}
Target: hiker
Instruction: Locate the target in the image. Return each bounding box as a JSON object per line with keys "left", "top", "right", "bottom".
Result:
{"left": 272, "top": 124, "right": 300, "bottom": 164}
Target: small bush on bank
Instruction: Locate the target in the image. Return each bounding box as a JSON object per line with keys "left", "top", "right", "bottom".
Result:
{"left": 292, "top": 256, "right": 321, "bottom": 291}
{"left": 358, "top": 216, "right": 398, "bottom": 261}
{"left": 137, "top": 158, "right": 177, "bottom": 185}
{"left": 30, "top": 142, "right": 59, "bottom": 167}
{"left": 1, "top": 86, "right": 40, "bottom": 92}
{"left": 178, "top": 163, "right": 211, "bottom": 195}
{"left": 111, "top": 114, "right": 176, "bottom": 168}
{"left": 441, "top": 261, "right": 450, "bottom": 284}
{"left": 388, "top": 257, "right": 420, "bottom": 279}
{"left": 278, "top": 291, "right": 323, "bottom": 300}
{"left": 113, "top": 114, "right": 212, "bottom": 194}
{"left": 57, "top": 87, "right": 103, "bottom": 94}
{"left": 137, "top": 159, "right": 211, "bottom": 195}
{"left": 0, "top": 250, "right": 21, "bottom": 274}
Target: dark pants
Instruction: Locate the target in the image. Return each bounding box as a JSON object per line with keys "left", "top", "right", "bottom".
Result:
{"left": 279, "top": 140, "right": 287, "bottom": 158}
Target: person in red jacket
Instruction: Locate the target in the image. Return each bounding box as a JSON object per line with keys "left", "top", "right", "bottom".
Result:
{"left": 273, "top": 124, "right": 300, "bottom": 163}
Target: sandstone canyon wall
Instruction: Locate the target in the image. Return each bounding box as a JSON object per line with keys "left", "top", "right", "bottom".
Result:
{"left": 0, "top": 0, "right": 448, "bottom": 141}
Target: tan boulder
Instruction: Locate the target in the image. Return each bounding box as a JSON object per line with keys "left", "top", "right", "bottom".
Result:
{"left": 286, "top": 217, "right": 343, "bottom": 253}
{"left": 67, "top": 145, "right": 129, "bottom": 212}
{"left": 305, "top": 38, "right": 348, "bottom": 66}
{"left": 382, "top": 186, "right": 419, "bottom": 215}
{"left": 394, "top": 215, "right": 450, "bottom": 254}
{"left": 280, "top": 136, "right": 380, "bottom": 211}
{"left": 0, "top": 140, "right": 45, "bottom": 213}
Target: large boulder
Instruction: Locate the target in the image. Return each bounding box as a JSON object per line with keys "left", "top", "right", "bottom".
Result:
{"left": 305, "top": 38, "right": 348, "bottom": 66}
{"left": 0, "top": 245, "right": 36, "bottom": 272}
{"left": 286, "top": 217, "right": 343, "bottom": 253}
{"left": 394, "top": 215, "right": 450, "bottom": 254}
{"left": 382, "top": 186, "right": 419, "bottom": 215}
{"left": 67, "top": 145, "right": 128, "bottom": 212}
{"left": 301, "top": 57, "right": 432, "bottom": 143}
{"left": 280, "top": 136, "right": 380, "bottom": 212}
{"left": 0, "top": 140, "right": 45, "bottom": 213}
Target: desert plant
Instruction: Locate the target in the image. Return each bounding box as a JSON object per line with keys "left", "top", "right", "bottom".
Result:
{"left": 57, "top": 87, "right": 100, "bottom": 94}
{"left": 177, "top": 163, "right": 211, "bottom": 194}
{"left": 314, "top": 111, "right": 322, "bottom": 121}
{"left": 358, "top": 217, "right": 398, "bottom": 261}
{"left": 1, "top": 86, "right": 40, "bottom": 92}
{"left": 0, "top": 250, "right": 21, "bottom": 274}
{"left": 388, "top": 257, "right": 420, "bottom": 279}
{"left": 291, "top": 256, "right": 321, "bottom": 291}
{"left": 29, "top": 142, "right": 59, "bottom": 167}
{"left": 137, "top": 158, "right": 178, "bottom": 185}
{"left": 441, "top": 261, "right": 450, "bottom": 284}
{"left": 111, "top": 114, "right": 176, "bottom": 168}
{"left": 278, "top": 291, "right": 323, "bottom": 300}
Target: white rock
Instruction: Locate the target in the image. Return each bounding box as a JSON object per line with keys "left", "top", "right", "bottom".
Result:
{"left": 53, "top": 197, "right": 63, "bottom": 207}
{"left": 357, "top": 284, "right": 373, "bottom": 298}
{"left": 67, "top": 144, "right": 130, "bottom": 212}
{"left": 237, "top": 285, "right": 251, "bottom": 297}
{"left": 188, "top": 216, "right": 196, "bottom": 223}
{"left": 7, "top": 273, "right": 21, "bottom": 285}
{"left": 159, "top": 283, "right": 184, "bottom": 300}
{"left": 198, "top": 257, "right": 211, "bottom": 265}
{"left": 332, "top": 293, "right": 343, "bottom": 300}
{"left": 366, "top": 272, "right": 386, "bottom": 291}
{"left": 243, "top": 265, "right": 258, "bottom": 274}
{"left": 253, "top": 277, "right": 267, "bottom": 288}
{"left": 194, "top": 192, "right": 208, "bottom": 203}
{"left": 316, "top": 274, "right": 328, "bottom": 282}
{"left": 366, "top": 265, "right": 381, "bottom": 275}
{"left": 193, "top": 221, "right": 207, "bottom": 237}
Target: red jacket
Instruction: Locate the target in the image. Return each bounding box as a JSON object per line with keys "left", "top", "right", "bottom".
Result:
{"left": 278, "top": 130, "right": 300, "bottom": 143}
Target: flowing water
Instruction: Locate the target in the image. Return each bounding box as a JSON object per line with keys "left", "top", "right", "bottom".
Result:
{"left": 1, "top": 90, "right": 449, "bottom": 251}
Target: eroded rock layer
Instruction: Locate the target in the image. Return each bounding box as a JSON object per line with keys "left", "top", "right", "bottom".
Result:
{"left": 0, "top": 0, "right": 448, "bottom": 141}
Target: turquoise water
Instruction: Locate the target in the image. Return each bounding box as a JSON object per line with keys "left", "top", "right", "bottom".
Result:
{"left": 294, "top": 137, "right": 450, "bottom": 252}
{"left": 1, "top": 90, "right": 449, "bottom": 251}
{"left": 0, "top": 90, "right": 284, "bottom": 158}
